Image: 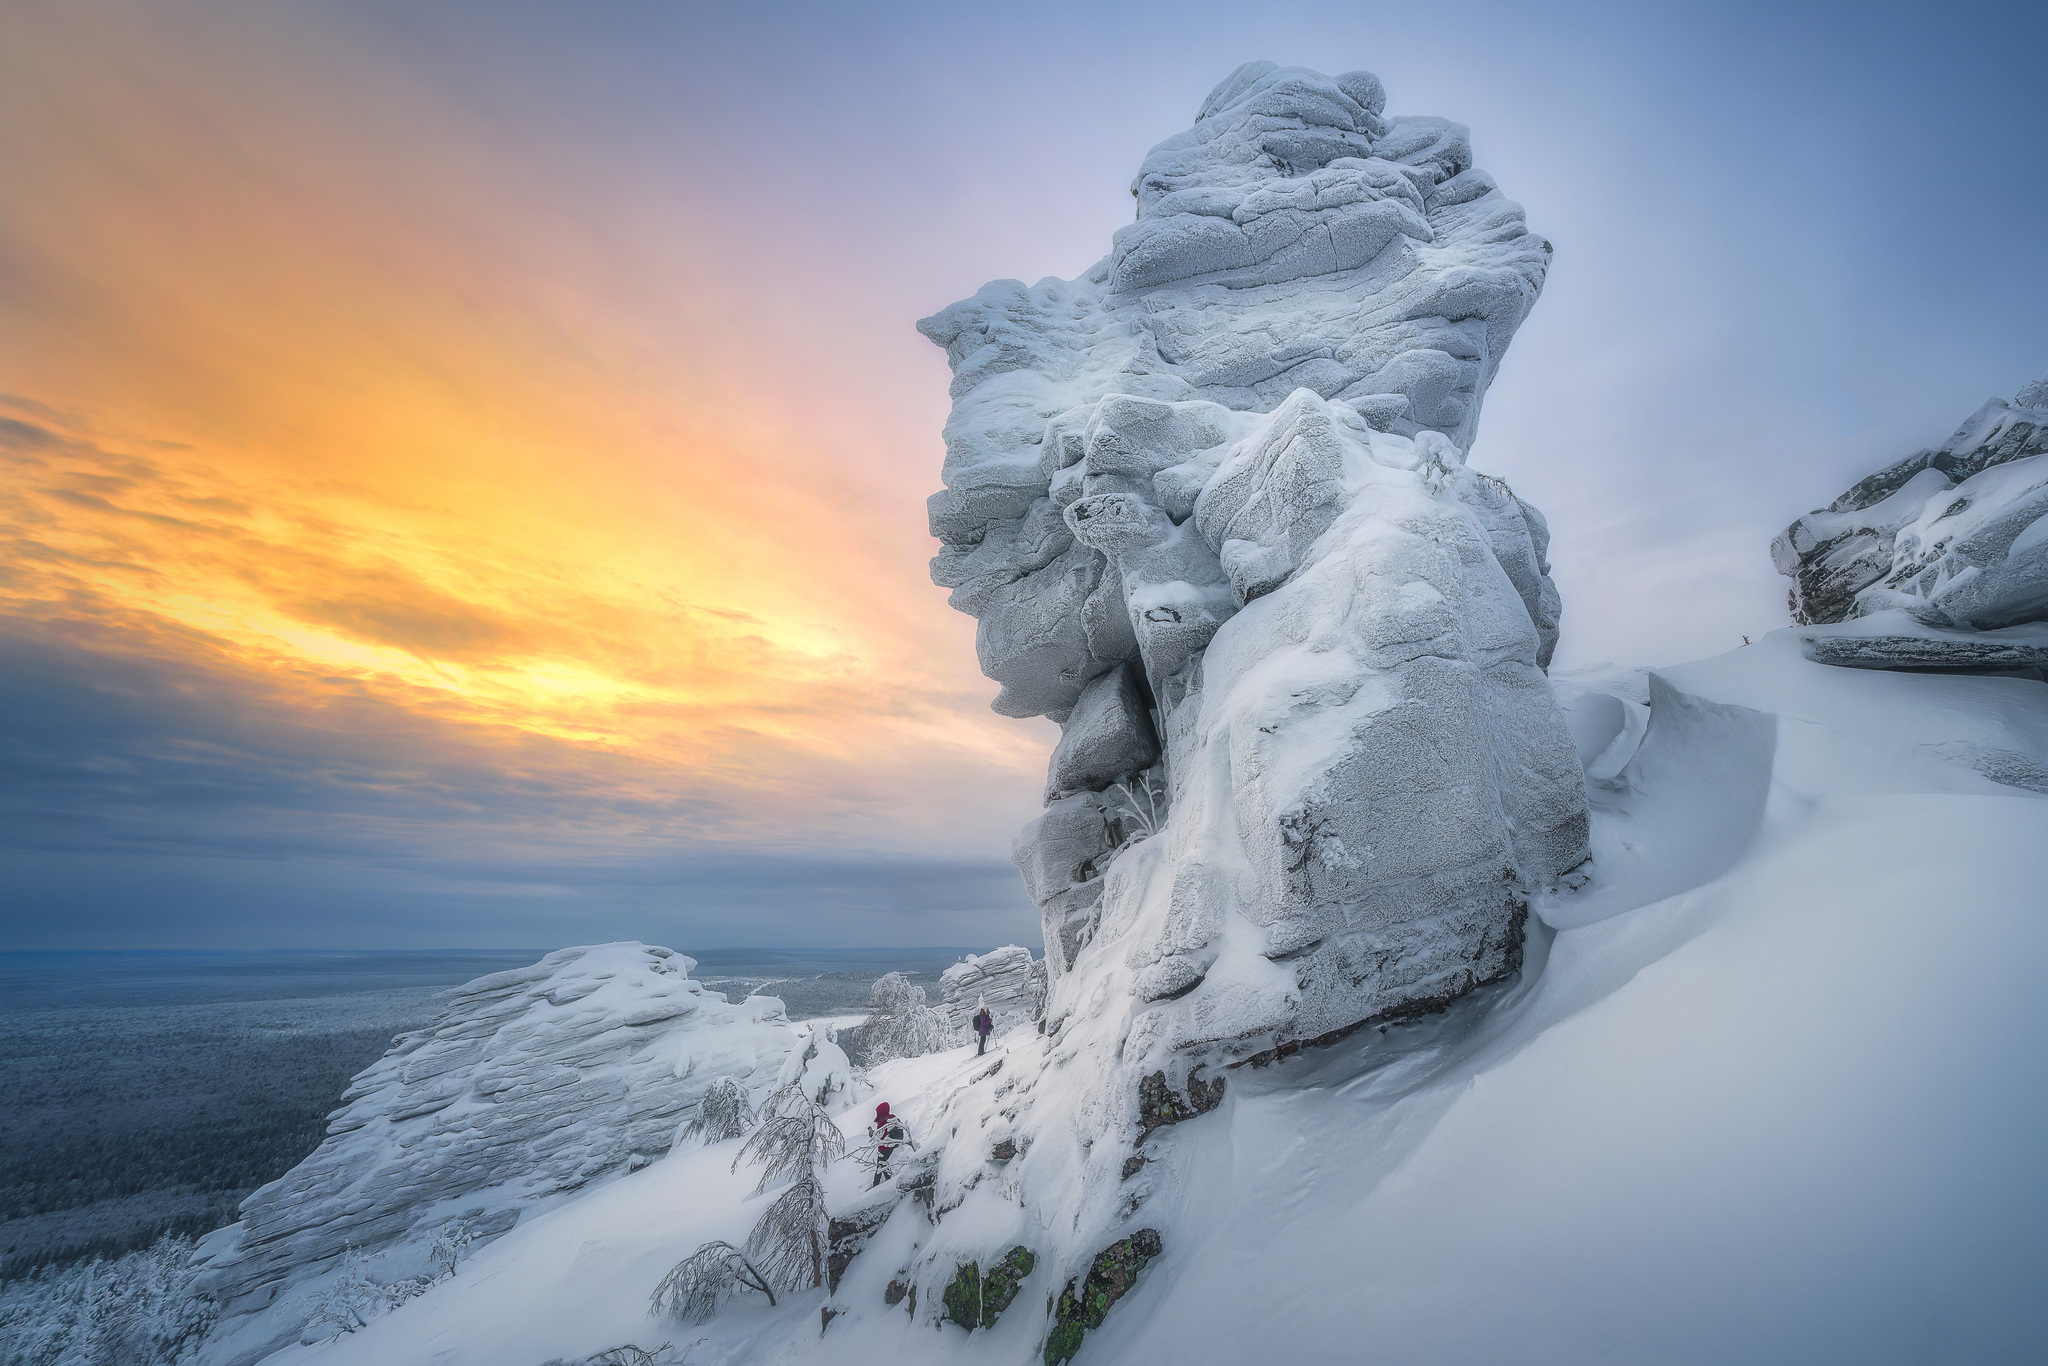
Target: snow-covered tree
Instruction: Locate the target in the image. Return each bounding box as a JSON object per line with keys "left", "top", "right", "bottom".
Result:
{"left": 648, "top": 1240, "right": 776, "bottom": 1323}
{"left": 653, "top": 1069, "right": 848, "bottom": 1321}
{"left": 304, "top": 1248, "right": 390, "bottom": 1341}
{"left": 733, "top": 1086, "right": 846, "bottom": 1195}
{"left": 729, "top": 1082, "right": 841, "bottom": 1292}
{"left": 773, "top": 1026, "right": 850, "bottom": 1108}
{"left": 856, "top": 973, "right": 954, "bottom": 1062}
{"left": 301, "top": 1234, "right": 460, "bottom": 1343}
{"left": 675, "top": 1077, "right": 754, "bottom": 1147}
{"left": 743, "top": 1178, "right": 831, "bottom": 1293}
{"left": 0, "top": 1232, "right": 216, "bottom": 1366}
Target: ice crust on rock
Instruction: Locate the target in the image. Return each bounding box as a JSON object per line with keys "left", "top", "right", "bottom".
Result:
{"left": 920, "top": 61, "right": 1588, "bottom": 1074}
{"left": 189, "top": 944, "right": 799, "bottom": 1366}
{"left": 1774, "top": 369, "right": 2048, "bottom": 669}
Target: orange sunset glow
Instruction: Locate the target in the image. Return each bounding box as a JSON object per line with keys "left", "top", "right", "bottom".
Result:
{"left": 0, "top": 0, "right": 1054, "bottom": 890}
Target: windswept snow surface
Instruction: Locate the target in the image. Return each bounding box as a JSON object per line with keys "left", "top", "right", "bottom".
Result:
{"left": 271, "top": 632, "right": 2046, "bottom": 1366}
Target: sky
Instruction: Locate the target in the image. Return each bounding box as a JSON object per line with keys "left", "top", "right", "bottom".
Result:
{"left": 1, "top": 0, "right": 2043, "bottom": 950}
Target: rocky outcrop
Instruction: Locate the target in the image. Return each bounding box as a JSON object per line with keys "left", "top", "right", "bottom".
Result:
{"left": 937, "top": 946, "right": 1046, "bottom": 1034}
{"left": 826, "top": 1189, "right": 900, "bottom": 1295}
{"left": 1774, "top": 370, "right": 2048, "bottom": 669}
{"left": 1135, "top": 1070, "right": 1225, "bottom": 1138}
{"left": 1798, "top": 615, "right": 2048, "bottom": 674}
{"left": 191, "top": 944, "right": 797, "bottom": 1366}
{"left": 922, "top": 61, "right": 1588, "bottom": 1077}
{"left": 940, "top": 1246, "right": 1036, "bottom": 1331}
{"left": 1044, "top": 1230, "right": 1163, "bottom": 1366}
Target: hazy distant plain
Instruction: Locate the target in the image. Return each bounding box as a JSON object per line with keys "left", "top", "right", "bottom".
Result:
{"left": 0, "top": 948, "right": 966, "bottom": 1275}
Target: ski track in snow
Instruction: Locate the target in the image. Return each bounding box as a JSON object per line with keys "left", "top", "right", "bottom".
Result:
{"left": 267, "top": 630, "right": 2048, "bottom": 1366}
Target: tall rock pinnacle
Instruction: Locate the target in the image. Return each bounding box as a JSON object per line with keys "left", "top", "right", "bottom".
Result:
{"left": 919, "top": 61, "right": 1590, "bottom": 1079}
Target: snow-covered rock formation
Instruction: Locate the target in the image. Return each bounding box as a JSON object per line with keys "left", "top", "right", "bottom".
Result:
{"left": 1773, "top": 369, "right": 2048, "bottom": 672}
{"left": 936, "top": 946, "right": 1045, "bottom": 1034}
{"left": 190, "top": 944, "right": 800, "bottom": 1366}
{"left": 921, "top": 61, "right": 1588, "bottom": 1080}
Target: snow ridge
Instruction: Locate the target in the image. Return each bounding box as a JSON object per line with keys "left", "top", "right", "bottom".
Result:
{"left": 190, "top": 944, "right": 799, "bottom": 1366}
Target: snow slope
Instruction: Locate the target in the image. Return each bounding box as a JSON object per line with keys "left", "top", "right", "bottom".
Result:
{"left": 268, "top": 630, "right": 2047, "bottom": 1366}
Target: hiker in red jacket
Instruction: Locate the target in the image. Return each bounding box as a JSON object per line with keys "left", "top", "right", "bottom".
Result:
{"left": 973, "top": 1003, "right": 994, "bottom": 1056}
{"left": 868, "top": 1101, "right": 908, "bottom": 1188}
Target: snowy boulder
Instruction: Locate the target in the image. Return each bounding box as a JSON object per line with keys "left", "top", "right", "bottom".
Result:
{"left": 189, "top": 944, "right": 798, "bottom": 1366}
{"left": 938, "top": 946, "right": 1046, "bottom": 1034}
{"left": 923, "top": 62, "right": 1587, "bottom": 1068}
{"left": 1774, "top": 368, "right": 2048, "bottom": 669}
{"left": 1046, "top": 664, "right": 1159, "bottom": 800}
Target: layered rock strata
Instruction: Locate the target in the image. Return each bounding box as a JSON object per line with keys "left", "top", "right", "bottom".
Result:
{"left": 920, "top": 61, "right": 1589, "bottom": 1071}
{"left": 937, "top": 945, "right": 1046, "bottom": 1034}
{"left": 1774, "top": 370, "right": 2048, "bottom": 669}
{"left": 192, "top": 944, "right": 797, "bottom": 1366}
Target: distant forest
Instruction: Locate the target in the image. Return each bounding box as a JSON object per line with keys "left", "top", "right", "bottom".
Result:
{"left": 0, "top": 950, "right": 958, "bottom": 1280}
{"left": 0, "top": 992, "right": 439, "bottom": 1275}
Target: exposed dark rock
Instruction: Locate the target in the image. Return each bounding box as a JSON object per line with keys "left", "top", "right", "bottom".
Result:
{"left": 990, "top": 1139, "right": 1017, "bottom": 1163}
{"left": 1043, "top": 1229, "right": 1164, "bottom": 1366}
{"left": 825, "top": 1194, "right": 896, "bottom": 1294}
{"left": 939, "top": 1246, "right": 1039, "bottom": 1332}
{"left": 941, "top": 1261, "right": 981, "bottom": 1329}
{"left": 1800, "top": 628, "right": 2048, "bottom": 674}
{"left": 1977, "top": 749, "right": 2048, "bottom": 794}
{"left": 979, "top": 1246, "right": 1036, "bottom": 1327}
{"left": 1225, "top": 975, "right": 1489, "bottom": 1070}
{"left": 883, "top": 1277, "right": 910, "bottom": 1307}
{"left": 1120, "top": 1154, "right": 1147, "bottom": 1181}
{"left": 1136, "top": 1070, "right": 1224, "bottom": 1139}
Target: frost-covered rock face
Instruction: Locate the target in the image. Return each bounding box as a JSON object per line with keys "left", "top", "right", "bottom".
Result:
{"left": 190, "top": 944, "right": 798, "bottom": 1366}
{"left": 919, "top": 62, "right": 1588, "bottom": 1076}
{"left": 1774, "top": 371, "right": 2048, "bottom": 655}
{"left": 937, "top": 945, "right": 1046, "bottom": 1034}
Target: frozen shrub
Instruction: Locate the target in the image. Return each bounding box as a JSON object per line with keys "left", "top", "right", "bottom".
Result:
{"left": 425, "top": 1219, "right": 478, "bottom": 1279}
{"left": 302, "top": 1249, "right": 388, "bottom": 1342}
